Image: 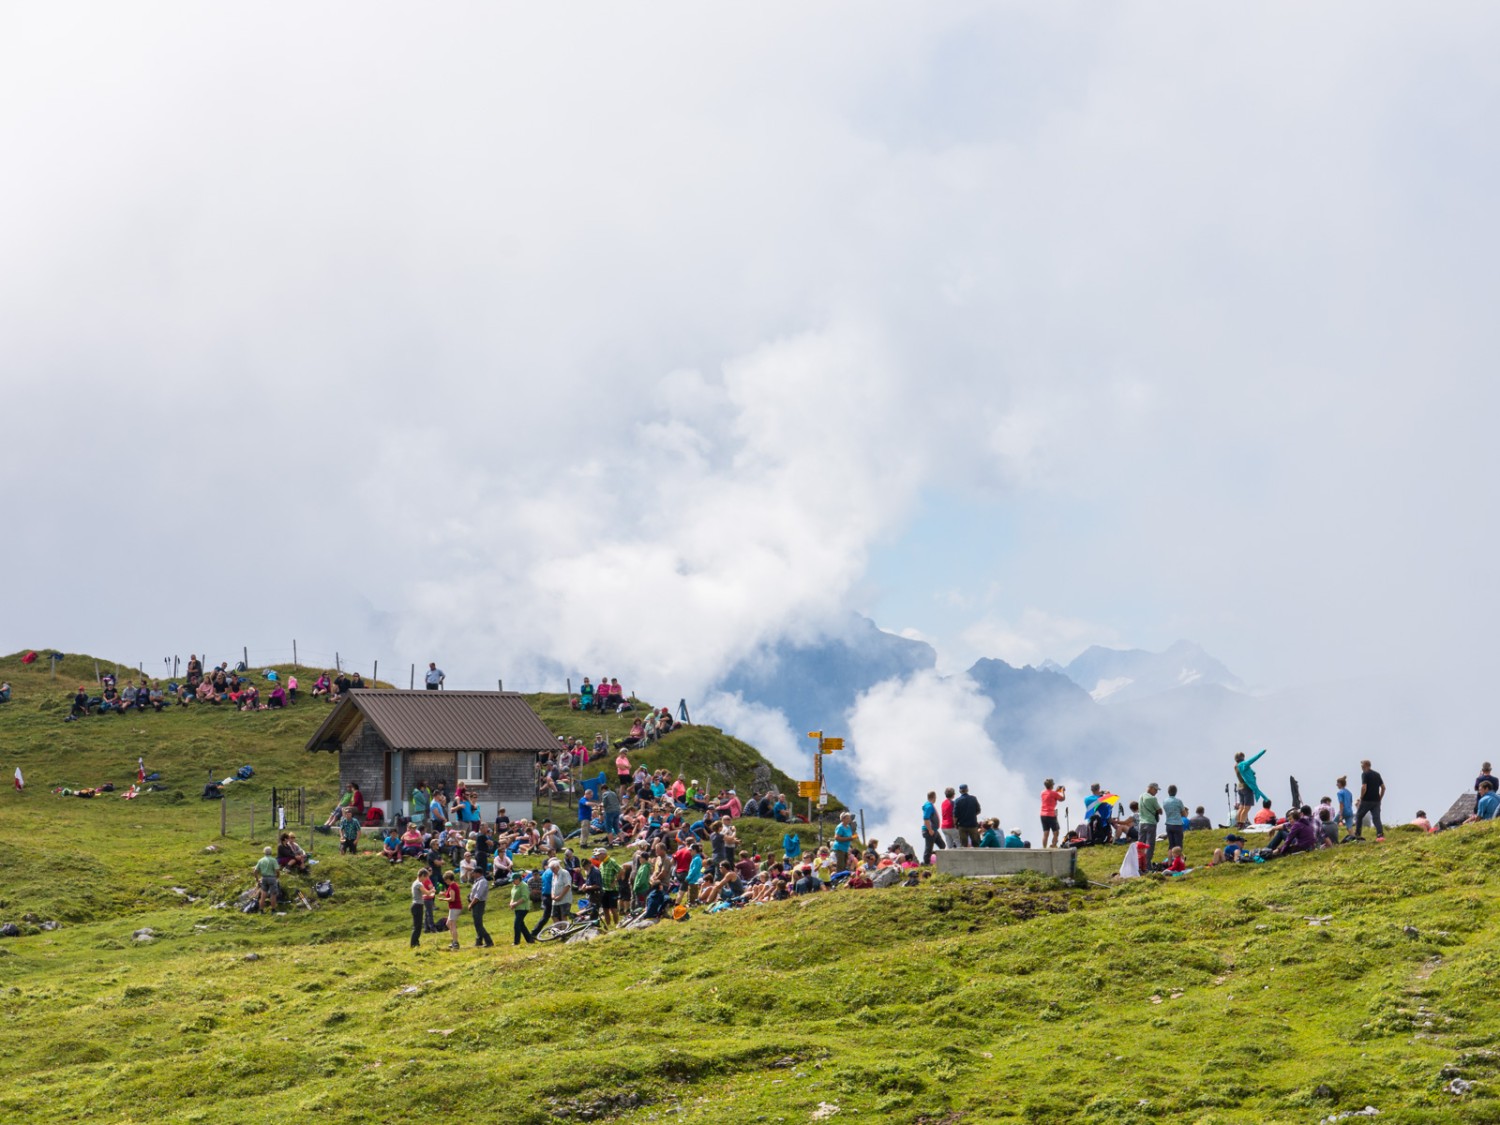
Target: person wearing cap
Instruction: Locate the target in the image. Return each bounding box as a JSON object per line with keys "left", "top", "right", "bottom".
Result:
{"left": 550, "top": 858, "right": 574, "bottom": 922}
{"left": 254, "top": 846, "right": 280, "bottom": 912}
{"left": 952, "top": 784, "right": 981, "bottom": 848}
{"left": 1137, "top": 783, "right": 1162, "bottom": 867}
{"left": 1003, "top": 826, "right": 1026, "bottom": 848}
{"left": 832, "top": 812, "right": 860, "bottom": 871}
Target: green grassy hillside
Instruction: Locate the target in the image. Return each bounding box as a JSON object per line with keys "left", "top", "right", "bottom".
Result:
{"left": 2, "top": 650, "right": 1500, "bottom": 1124}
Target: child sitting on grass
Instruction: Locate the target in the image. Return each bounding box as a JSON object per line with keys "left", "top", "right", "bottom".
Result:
{"left": 1165, "top": 846, "right": 1187, "bottom": 873}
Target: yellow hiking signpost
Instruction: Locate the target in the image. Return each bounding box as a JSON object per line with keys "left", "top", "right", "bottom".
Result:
{"left": 806, "top": 730, "right": 843, "bottom": 837}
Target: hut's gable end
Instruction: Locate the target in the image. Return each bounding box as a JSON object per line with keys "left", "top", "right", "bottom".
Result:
{"left": 340, "top": 719, "right": 390, "bottom": 799}
{"left": 487, "top": 750, "right": 532, "bottom": 798}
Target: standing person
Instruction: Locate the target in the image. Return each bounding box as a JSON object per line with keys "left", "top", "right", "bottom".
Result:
{"left": 469, "top": 870, "right": 493, "bottom": 948}
{"left": 410, "top": 783, "right": 429, "bottom": 832}
{"left": 254, "top": 847, "right": 280, "bottom": 913}
{"left": 921, "top": 791, "right": 945, "bottom": 864}
{"left": 442, "top": 872, "right": 464, "bottom": 950}
{"left": 953, "top": 784, "right": 981, "bottom": 848}
{"left": 832, "top": 812, "right": 858, "bottom": 870}
{"left": 1039, "top": 780, "right": 1065, "bottom": 849}
{"left": 599, "top": 848, "right": 622, "bottom": 929}
{"left": 577, "top": 790, "right": 593, "bottom": 847}
{"left": 1234, "top": 750, "right": 1269, "bottom": 827}
{"left": 509, "top": 872, "right": 536, "bottom": 944}
{"left": 1355, "top": 759, "right": 1386, "bottom": 841}
{"left": 550, "top": 858, "right": 573, "bottom": 923}
{"left": 1476, "top": 762, "right": 1498, "bottom": 794}
{"left": 425, "top": 662, "right": 445, "bottom": 691}
{"left": 410, "top": 868, "right": 429, "bottom": 948}
{"left": 1335, "top": 776, "right": 1355, "bottom": 837}
{"left": 601, "top": 786, "right": 622, "bottom": 840}
{"left": 338, "top": 807, "right": 361, "bottom": 855}
{"left": 939, "top": 787, "right": 959, "bottom": 849}
{"left": 1162, "top": 784, "right": 1187, "bottom": 854}
{"left": 420, "top": 868, "right": 438, "bottom": 933}
{"left": 1137, "top": 783, "right": 1162, "bottom": 867}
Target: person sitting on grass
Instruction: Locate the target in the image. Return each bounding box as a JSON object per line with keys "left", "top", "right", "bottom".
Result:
{"left": 277, "top": 831, "right": 309, "bottom": 874}
{"left": 1272, "top": 808, "right": 1317, "bottom": 856}
{"left": 238, "top": 683, "right": 262, "bottom": 711}
{"left": 267, "top": 682, "right": 287, "bottom": 709}
{"left": 312, "top": 673, "right": 331, "bottom": 699}
{"left": 254, "top": 846, "right": 281, "bottom": 912}
{"left": 1209, "top": 834, "right": 1247, "bottom": 866}
{"left": 70, "top": 686, "right": 92, "bottom": 718}
{"left": 1466, "top": 782, "right": 1500, "bottom": 824}
{"left": 0, "top": 681, "right": 10, "bottom": 704}
{"left": 1253, "top": 799, "right": 1278, "bottom": 826}
{"left": 382, "top": 828, "right": 403, "bottom": 863}
{"left": 99, "top": 683, "right": 126, "bottom": 714}
{"left": 196, "top": 679, "right": 215, "bottom": 704}
{"left": 1164, "top": 846, "right": 1188, "bottom": 873}
{"left": 399, "top": 824, "right": 425, "bottom": 857}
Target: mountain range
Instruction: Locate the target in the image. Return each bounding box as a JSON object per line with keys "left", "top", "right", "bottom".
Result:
{"left": 708, "top": 616, "right": 1439, "bottom": 826}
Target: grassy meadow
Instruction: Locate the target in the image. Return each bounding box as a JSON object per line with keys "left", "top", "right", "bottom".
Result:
{"left": 1, "top": 650, "right": 1499, "bottom": 1124}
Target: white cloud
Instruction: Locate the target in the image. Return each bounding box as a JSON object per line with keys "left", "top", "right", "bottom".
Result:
{"left": 845, "top": 670, "right": 1027, "bottom": 845}
{"left": 696, "top": 691, "right": 806, "bottom": 780}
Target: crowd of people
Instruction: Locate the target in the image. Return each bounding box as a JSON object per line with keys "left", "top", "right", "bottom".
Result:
{"left": 59, "top": 654, "right": 393, "bottom": 721}
{"left": 909, "top": 752, "right": 1495, "bottom": 876}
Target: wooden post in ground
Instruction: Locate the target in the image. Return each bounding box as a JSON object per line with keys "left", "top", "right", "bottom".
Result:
{"left": 243, "top": 646, "right": 249, "bottom": 670}
{"left": 221, "top": 799, "right": 227, "bottom": 837}
{"left": 293, "top": 639, "right": 298, "bottom": 669}
{"left": 372, "top": 660, "right": 378, "bottom": 687}
{"left": 336, "top": 652, "right": 341, "bottom": 672}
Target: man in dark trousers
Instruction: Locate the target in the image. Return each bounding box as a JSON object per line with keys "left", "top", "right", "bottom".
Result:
{"left": 469, "top": 871, "right": 493, "bottom": 948}
{"left": 1355, "top": 759, "right": 1386, "bottom": 841}
{"left": 953, "top": 784, "right": 982, "bottom": 848}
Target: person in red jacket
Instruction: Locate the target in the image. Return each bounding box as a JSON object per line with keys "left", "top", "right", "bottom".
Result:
{"left": 442, "top": 872, "right": 464, "bottom": 951}
{"left": 939, "top": 787, "right": 957, "bottom": 848}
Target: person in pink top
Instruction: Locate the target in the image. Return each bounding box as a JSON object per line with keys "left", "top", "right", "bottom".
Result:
{"left": 939, "top": 787, "right": 958, "bottom": 848}
{"left": 616, "top": 751, "right": 631, "bottom": 781}
{"left": 1039, "top": 779, "right": 1066, "bottom": 848}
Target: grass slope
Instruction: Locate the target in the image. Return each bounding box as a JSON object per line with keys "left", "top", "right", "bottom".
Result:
{"left": 2, "top": 651, "right": 1500, "bottom": 1124}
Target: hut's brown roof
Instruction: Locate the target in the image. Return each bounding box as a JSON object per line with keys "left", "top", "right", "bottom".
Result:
{"left": 305, "top": 689, "right": 557, "bottom": 753}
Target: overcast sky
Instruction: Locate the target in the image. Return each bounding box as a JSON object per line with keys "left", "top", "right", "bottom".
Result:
{"left": 3, "top": 4, "right": 1496, "bottom": 819}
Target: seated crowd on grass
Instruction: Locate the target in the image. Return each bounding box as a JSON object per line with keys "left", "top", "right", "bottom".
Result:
{"left": 62, "top": 654, "right": 378, "bottom": 720}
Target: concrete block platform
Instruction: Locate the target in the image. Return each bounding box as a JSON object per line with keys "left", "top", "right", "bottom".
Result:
{"left": 935, "top": 847, "right": 1077, "bottom": 879}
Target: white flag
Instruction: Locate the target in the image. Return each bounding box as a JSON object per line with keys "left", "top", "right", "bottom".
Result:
{"left": 13, "top": 767, "right": 23, "bottom": 791}
{"left": 1118, "top": 843, "right": 1140, "bottom": 879}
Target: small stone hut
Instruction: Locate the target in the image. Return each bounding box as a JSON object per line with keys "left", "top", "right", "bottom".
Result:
{"left": 305, "top": 689, "right": 553, "bottom": 823}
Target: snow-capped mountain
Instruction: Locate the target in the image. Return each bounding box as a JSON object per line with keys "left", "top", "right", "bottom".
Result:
{"left": 1060, "top": 640, "right": 1247, "bottom": 704}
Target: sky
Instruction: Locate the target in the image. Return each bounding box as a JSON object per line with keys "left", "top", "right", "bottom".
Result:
{"left": 4, "top": 4, "right": 1497, "bottom": 826}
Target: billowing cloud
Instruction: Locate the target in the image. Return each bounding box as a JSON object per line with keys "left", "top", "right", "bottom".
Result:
{"left": 845, "top": 670, "right": 1027, "bottom": 845}
{"left": 1, "top": 5, "right": 1495, "bottom": 823}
